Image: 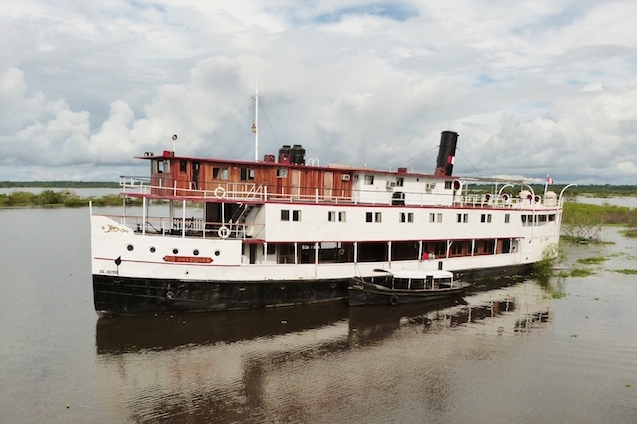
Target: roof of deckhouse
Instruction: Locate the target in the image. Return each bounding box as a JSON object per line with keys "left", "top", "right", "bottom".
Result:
{"left": 135, "top": 151, "right": 456, "bottom": 180}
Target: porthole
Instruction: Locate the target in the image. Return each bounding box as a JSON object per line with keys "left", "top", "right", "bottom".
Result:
{"left": 149, "top": 247, "right": 156, "bottom": 253}
{"left": 214, "top": 250, "right": 221, "bottom": 256}
{"left": 193, "top": 249, "right": 199, "bottom": 256}
{"left": 127, "top": 244, "right": 134, "bottom": 251}
{"left": 173, "top": 248, "right": 179, "bottom": 254}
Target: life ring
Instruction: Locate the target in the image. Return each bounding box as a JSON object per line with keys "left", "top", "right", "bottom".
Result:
{"left": 485, "top": 193, "right": 491, "bottom": 202}
{"left": 502, "top": 194, "right": 510, "bottom": 202}
{"left": 390, "top": 295, "right": 399, "bottom": 306}
{"left": 218, "top": 226, "right": 230, "bottom": 239}
{"left": 214, "top": 186, "right": 226, "bottom": 199}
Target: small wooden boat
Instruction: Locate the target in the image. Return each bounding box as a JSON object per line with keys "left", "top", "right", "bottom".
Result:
{"left": 348, "top": 269, "right": 469, "bottom": 306}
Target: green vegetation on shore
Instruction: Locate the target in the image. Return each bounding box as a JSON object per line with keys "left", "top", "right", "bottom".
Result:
{"left": 0, "top": 181, "right": 119, "bottom": 189}
{"left": 0, "top": 190, "right": 139, "bottom": 207}
{"left": 561, "top": 201, "right": 637, "bottom": 240}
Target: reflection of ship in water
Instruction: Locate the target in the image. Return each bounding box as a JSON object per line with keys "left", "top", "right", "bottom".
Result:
{"left": 95, "top": 280, "right": 554, "bottom": 423}
{"left": 96, "top": 301, "right": 349, "bottom": 354}
{"left": 348, "top": 277, "right": 552, "bottom": 346}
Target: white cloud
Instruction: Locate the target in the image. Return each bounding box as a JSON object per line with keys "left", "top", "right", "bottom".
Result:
{"left": 0, "top": 0, "right": 636, "bottom": 183}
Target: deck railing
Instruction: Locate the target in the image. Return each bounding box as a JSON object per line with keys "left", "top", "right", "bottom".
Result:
{"left": 119, "top": 176, "right": 557, "bottom": 209}
{"left": 105, "top": 213, "right": 266, "bottom": 240}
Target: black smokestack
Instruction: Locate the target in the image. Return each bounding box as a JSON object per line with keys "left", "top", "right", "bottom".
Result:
{"left": 435, "top": 131, "right": 458, "bottom": 176}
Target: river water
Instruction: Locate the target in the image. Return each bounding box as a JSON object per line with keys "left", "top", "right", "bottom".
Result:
{"left": 1, "top": 206, "right": 636, "bottom": 423}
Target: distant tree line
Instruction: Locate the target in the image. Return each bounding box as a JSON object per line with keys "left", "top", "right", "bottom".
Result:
{"left": 0, "top": 190, "right": 140, "bottom": 207}
{"left": 0, "top": 181, "right": 119, "bottom": 188}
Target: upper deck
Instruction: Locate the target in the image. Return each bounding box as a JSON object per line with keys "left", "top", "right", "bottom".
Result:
{"left": 127, "top": 133, "right": 560, "bottom": 210}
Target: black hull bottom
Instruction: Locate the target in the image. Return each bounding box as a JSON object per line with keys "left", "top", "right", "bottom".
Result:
{"left": 455, "top": 263, "right": 533, "bottom": 282}
{"left": 93, "top": 275, "right": 350, "bottom": 316}
{"left": 92, "top": 263, "right": 534, "bottom": 315}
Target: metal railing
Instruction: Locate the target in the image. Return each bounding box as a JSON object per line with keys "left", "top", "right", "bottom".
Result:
{"left": 118, "top": 176, "right": 559, "bottom": 209}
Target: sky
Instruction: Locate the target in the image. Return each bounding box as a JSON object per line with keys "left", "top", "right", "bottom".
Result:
{"left": 1, "top": 0, "right": 636, "bottom": 184}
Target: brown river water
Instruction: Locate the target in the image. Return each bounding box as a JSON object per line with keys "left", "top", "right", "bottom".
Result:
{"left": 1, "top": 206, "right": 636, "bottom": 423}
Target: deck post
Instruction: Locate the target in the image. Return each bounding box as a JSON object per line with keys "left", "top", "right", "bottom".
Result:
{"left": 142, "top": 197, "right": 146, "bottom": 235}
{"left": 182, "top": 199, "right": 186, "bottom": 238}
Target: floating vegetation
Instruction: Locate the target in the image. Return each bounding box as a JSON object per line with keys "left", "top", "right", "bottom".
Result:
{"left": 533, "top": 257, "right": 554, "bottom": 281}
{"left": 571, "top": 334, "right": 578, "bottom": 338}
{"left": 576, "top": 256, "right": 607, "bottom": 265}
{"left": 552, "top": 291, "right": 567, "bottom": 299}
{"left": 570, "top": 268, "right": 594, "bottom": 277}
{"left": 614, "top": 269, "right": 637, "bottom": 275}
{"left": 621, "top": 228, "right": 637, "bottom": 238}
{"left": 560, "top": 235, "right": 614, "bottom": 246}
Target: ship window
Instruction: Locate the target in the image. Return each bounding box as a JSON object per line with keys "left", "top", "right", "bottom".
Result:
{"left": 154, "top": 160, "right": 168, "bottom": 174}
{"left": 445, "top": 181, "right": 452, "bottom": 189}
{"left": 364, "top": 175, "right": 374, "bottom": 185}
{"left": 549, "top": 214, "right": 556, "bottom": 222}
{"left": 329, "top": 211, "right": 345, "bottom": 222}
{"left": 240, "top": 168, "right": 255, "bottom": 181}
{"left": 127, "top": 244, "right": 134, "bottom": 251}
{"left": 399, "top": 212, "right": 414, "bottom": 223}
{"left": 213, "top": 167, "right": 229, "bottom": 180}
{"left": 457, "top": 213, "right": 462, "bottom": 223}
{"left": 277, "top": 168, "right": 288, "bottom": 178}
{"left": 437, "top": 213, "right": 443, "bottom": 223}
{"left": 193, "top": 249, "right": 199, "bottom": 256}
{"left": 292, "top": 210, "right": 301, "bottom": 221}
{"left": 505, "top": 213, "right": 510, "bottom": 223}
{"left": 375, "top": 212, "right": 382, "bottom": 223}
{"left": 179, "top": 160, "right": 187, "bottom": 173}
{"left": 396, "top": 177, "right": 404, "bottom": 187}
{"left": 281, "top": 210, "right": 290, "bottom": 221}
{"left": 149, "top": 246, "right": 156, "bottom": 253}
{"left": 429, "top": 213, "right": 435, "bottom": 223}
{"left": 366, "top": 212, "right": 373, "bottom": 222}
{"left": 172, "top": 248, "right": 179, "bottom": 254}
{"left": 480, "top": 214, "right": 492, "bottom": 223}
{"left": 214, "top": 250, "right": 221, "bottom": 256}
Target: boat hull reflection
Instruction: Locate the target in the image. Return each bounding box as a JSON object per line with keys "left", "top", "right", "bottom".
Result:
{"left": 95, "top": 279, "right": 553, "bottom": 423}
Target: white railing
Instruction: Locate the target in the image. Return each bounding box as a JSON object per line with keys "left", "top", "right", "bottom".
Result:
{"left": 104, "top": 213, "right": 266, "bottom": 240}
{"left": 118, "top": 176, "right": 558, "bottom": 209}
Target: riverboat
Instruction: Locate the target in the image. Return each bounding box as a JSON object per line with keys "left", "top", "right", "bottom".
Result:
{"left": 90, "top": 105, "right": 567, "bottom": 315}
{"left": 348, "top": 269, "right": 468, "bottom": 306}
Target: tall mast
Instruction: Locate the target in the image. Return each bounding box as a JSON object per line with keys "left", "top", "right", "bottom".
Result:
{"left": 253, "top": 81, "right": 259, "bottom": 161}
